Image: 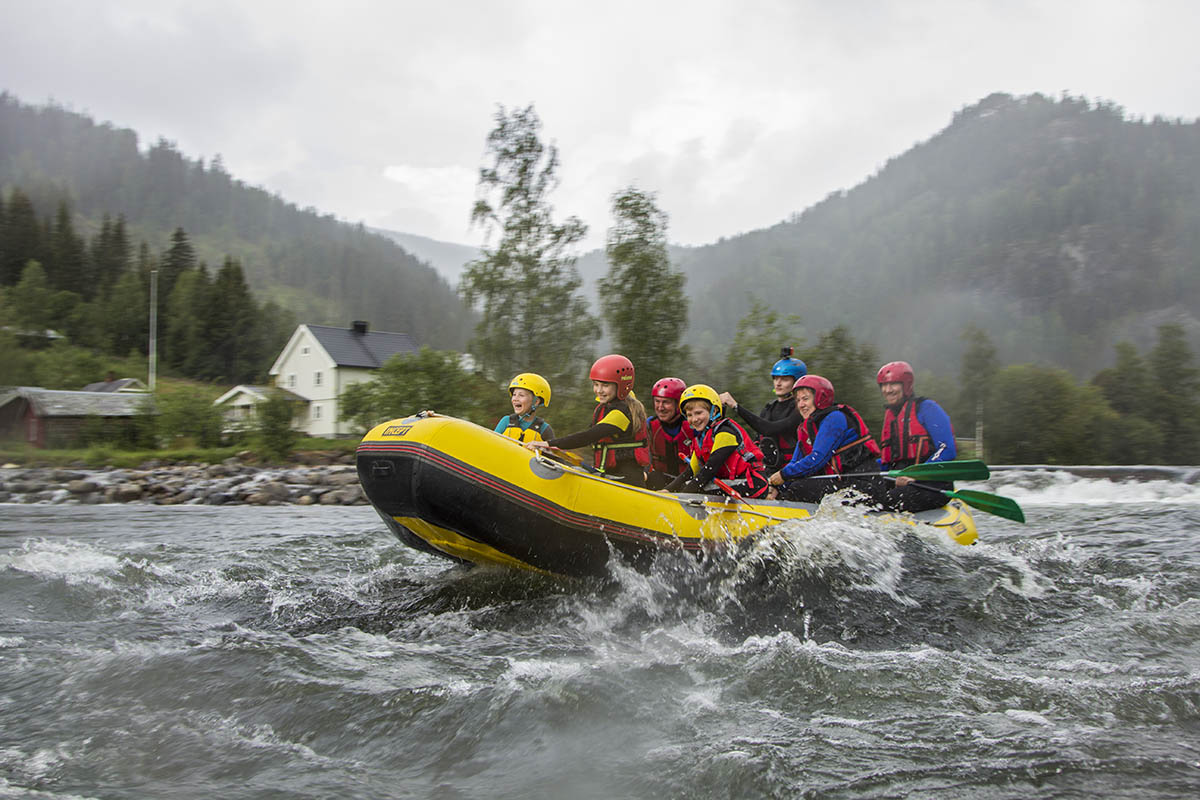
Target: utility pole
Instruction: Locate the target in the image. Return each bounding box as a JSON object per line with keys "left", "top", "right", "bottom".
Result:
{"left": 975, "top": 399, "right": 984, "bottom": 461}
{"left": 148, "top": 268, "right": 158, "bottom": 391}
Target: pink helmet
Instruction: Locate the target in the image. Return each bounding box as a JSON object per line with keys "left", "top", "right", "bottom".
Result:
{"left": 590, "top": 354, "right": 635, "bottom": 399}
{"left": 795, "top": 374, "right": 835, "bottom": 410}
{"left": 651, "top": 377, "right": 686, "bottom": 401}
{"left": 876, "top": 361, "right": 914, "bottom": 397}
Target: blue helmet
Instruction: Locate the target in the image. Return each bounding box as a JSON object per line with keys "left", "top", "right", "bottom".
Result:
{"left": 771, "top": 357, "right": 807, "bottom": 379}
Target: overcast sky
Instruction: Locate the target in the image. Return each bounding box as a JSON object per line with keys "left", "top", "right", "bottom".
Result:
{"left": 3, "top": 1, "right": 1198, "bottom": 250}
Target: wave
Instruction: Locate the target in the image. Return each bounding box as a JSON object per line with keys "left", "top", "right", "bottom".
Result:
{"left": 981, "top": 466, "right": 1200, "bottom": 506}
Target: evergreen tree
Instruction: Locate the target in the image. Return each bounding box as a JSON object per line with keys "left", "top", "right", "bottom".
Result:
{"left": 601, "top": 187, "right": 688, "bottom": 384}
{"left": 49, "top": 201, "right": 90, "bottom": 296}
{"left": 91, "top": 213, "right": 131, "bottom": 292}
{"left": 207, "top": 256, "right": 260, "bottom": 382}
{"left": 163, "top": 266, "right": 211, "bottom": 373}
{"left": 159, "top": 227, "right": 195, "bottom": 302}
{"left": 1, "top": 189, "right": 40, "bottom": 286}
{"left": 459, "top": 104, "right": 598, "bottom": 393}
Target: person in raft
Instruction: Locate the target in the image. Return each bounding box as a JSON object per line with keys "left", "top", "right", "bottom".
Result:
{"left": 718, "top": 347, "right": 806, "bottom": 472}
{"left": 526, "top": 354, "right": 650, "bottom": 487}
{"left": 664, "top": 384, "right": 770, "bottom": 498}
{"left": 767, "top": 374, "right": 882, "bottom": 503}
{"left": 645, "top": 377, "right": 689, "bottom": 490}
{"left": 874, "top": 360, "right": 956, "bottom": 511}
{"left": 494, "top": 372, "right": 554, "bottom": 443}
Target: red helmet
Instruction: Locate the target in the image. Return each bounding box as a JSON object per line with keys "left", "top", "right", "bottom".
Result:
{"left": 590, "top": 354, "right": 635, "bottom": 399}
{"left": 651, "top": 377, "right": 686, "bottom": 401}
{"left": 795, "top": 374, "right": 835, "bottom": 409}
{"left": 876, "top": 361, "right": 914, "bottom": 396}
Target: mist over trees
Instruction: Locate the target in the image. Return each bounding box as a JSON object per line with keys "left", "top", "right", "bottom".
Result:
{"left": 676, "top": 92, "right": 1200, "bottom": 377}
{"left": 0, "top": 193, "right": 292, "bottom": 386}
{"left": 0, "top": 93, "right": 471, "bottom": 349}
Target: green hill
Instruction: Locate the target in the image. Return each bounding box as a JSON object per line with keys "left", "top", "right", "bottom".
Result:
{"left": 674, "top": 93, "right": 1200, "bottom": 375}
{"left": 0, "top": 93, "right": 472, "bottom": 348}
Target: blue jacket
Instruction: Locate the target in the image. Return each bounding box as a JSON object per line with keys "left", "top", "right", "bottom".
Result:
{"left": 780, "top": 410, "right": 862, "bottom": 479}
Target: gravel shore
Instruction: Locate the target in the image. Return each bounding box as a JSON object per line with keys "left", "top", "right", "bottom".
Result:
{"left": 0, "top": 452, "right": 367, "bottom": 506}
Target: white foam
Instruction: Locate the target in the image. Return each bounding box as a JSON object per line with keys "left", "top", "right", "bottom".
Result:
{"left": 985, "top": 469, "right": 1200, "bottom": 506}
{"left": 2, "top": 539, "right": 121, "bottom": 588}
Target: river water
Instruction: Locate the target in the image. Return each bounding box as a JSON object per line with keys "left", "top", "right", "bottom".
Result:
{"left": 2, "top": 469, "right": 1198, "bottom": 798}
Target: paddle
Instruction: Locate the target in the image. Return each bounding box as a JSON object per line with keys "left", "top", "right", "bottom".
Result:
{"left": 713, "top": 477, "right": 756, "bottom": 508}
{"left": 546, "top": 446, "right": 582, "bottom": 466}
{"left": 908, "top": 483, "right": 1025, "bottom": 523}
{"left": 803, "top": 459, "right": 991, "bottom": 483}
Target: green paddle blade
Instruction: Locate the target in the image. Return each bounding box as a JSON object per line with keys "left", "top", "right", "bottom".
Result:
{"left": 946, "top": 489, "right": 1025, "bottom": 523}
{"left": 891, "top": 459, "right": 991, "bottom": 482}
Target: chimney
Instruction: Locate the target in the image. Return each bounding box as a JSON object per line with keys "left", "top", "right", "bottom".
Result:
{"left": 351, "top": 320, "right": 368, "bottom": 335}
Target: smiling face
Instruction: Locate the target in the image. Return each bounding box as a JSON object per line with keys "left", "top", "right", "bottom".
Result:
{"left": 880, "top": 381, "right": 906, "bottom": 407}
{"left": 794, "top": 387, "right": 816, "bottom": 419}
{"left": 653, "top": 395, "right": 679, "bottom": 423}
{"left": 682, "top": 399, "right": 712, "bottom": 431}
{"left": 593, "top": 381, "right": 618, "bottom": 403}
{"left": 510, "top": 387, "right": 535, "bottom": 416}
{"left": 773, "top": 375, "right": 796, "bottom": 398}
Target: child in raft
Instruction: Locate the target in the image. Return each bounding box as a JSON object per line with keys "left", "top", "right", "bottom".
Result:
{"left": 664, "top": 384, "right": 770, "bottom": 498}
{"left": 494, "top": 372, "right": 554, "bottom": 443}
{"left": 525, "top": 355, "right": 650, "bottom": 487}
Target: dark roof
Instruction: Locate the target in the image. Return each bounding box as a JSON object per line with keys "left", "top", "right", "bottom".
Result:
{"left": 307, "top": 325, "right": 419, "bottom": 368}
{"left": 0, "top": 387, "right": 151, "bottom": 418}
{"left": 81, "top": 377, "right": 148, "bottom": 393}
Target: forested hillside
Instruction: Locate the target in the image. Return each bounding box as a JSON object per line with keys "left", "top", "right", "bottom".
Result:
{"left": 0, "top": 93, "right": 472, "bottom": 348}
{"left": 674, "top": 93, "right": 1200, "bottom": 375}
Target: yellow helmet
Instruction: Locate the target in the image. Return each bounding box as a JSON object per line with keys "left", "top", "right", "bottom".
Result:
{"left": 679, "top": 384, "right": 722, "bottom": 420}
{"left": 508, "top": 372, "right": 551, "bottom": 408}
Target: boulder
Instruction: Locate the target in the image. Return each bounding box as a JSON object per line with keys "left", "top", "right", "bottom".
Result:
{"left": 108, "top": 484, "right": 144, "bottom": 503}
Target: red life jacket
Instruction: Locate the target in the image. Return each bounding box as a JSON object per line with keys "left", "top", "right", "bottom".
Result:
{"left": 880, "top": 397, "right": 944, "bottom": 469}
{"left": 795, "top": 404, "right": 882, "bottom": 476}
{"left": 680, "top": 418, "right": 765, "bottom": 481}
{"left": 591, "top": 400, "right": 651, "bottom": 472}
{"left": 648, "top": 416, "right": 689, "bottom": 473}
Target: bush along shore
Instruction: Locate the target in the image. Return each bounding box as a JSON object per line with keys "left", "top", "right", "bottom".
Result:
{"left": 0, "top": 451, "right": 367, "bottom": 506}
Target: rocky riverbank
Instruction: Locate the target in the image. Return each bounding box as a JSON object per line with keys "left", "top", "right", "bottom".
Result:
{"left": 0, "top": 453, "right": 367, "bottom": 506}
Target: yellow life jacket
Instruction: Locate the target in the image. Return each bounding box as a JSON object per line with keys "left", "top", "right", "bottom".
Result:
{"left": 497, "top": 414, "right": 551, "bottom": 444}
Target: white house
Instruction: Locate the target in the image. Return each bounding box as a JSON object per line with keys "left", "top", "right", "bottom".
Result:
{"left": 212, "top": 384, "right": 308, "bottom": 434}
{"left": 267, "top": 321, "right": 419, "bottom": 437}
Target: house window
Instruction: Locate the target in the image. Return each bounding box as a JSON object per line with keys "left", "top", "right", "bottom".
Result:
{"left": 301, "top": 346, "right": 310, "bottom": 355}
{"left": 312, "top": 404, "right": 322, "bottom": 421}
{"left": 314, "top": 371, "right": 323, "bottom": 387}
{"left": 287, "top": 373, "right": 296, "bottom": 389}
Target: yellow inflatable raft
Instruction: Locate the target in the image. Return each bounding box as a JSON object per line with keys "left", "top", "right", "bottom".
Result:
{"left": 355, "top": 414, "right": 977, "bottom": 578}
